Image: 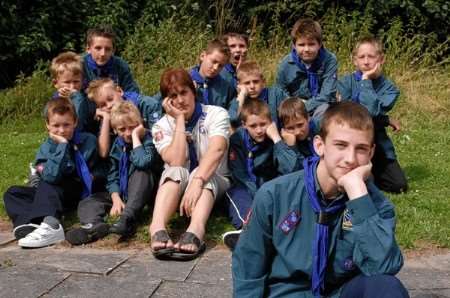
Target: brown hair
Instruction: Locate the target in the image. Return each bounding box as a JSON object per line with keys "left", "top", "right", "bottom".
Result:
{"left": 50, "top": 51, "right": 83, "bottom": 80}
{"left": 86, "top": 78, "right": 116, "bottom": 101}
{"left": 278, "top": 97, "right": 308, "bottom": 126}
{"left": 236, "top": 61, "right": 264, "bottom": 82}
{"left": 240, "top": 98, "right": 271, "bottom": 122}
{"left": 45, "top": 97, "right": 77, "bottom": 123}
{"left": 204, "top": 38, "right": 230, "bottom": 59}
{"left": 352, "top": 35, "right": 384, "bottom": 57}
{"left": 86, "top": 25, "right": 116, "bottom": 47}
{"left": 221, "top": 32, "right": 249, "bottom": 47}
{"left": 320, "top": 102, "right": 374, "bottom": 143}
{"left": 290, "top": 18, "right": 322, "bottom": 44}
{"left": 160, "top": 68, "right": 196, "bottom": 99}
{"left": 110, "top": 101, "right": 143, "bottom": 129}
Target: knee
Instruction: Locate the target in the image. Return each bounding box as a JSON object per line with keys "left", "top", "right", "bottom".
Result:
{"left": 368, "top": 275, "right": 409, "bottom": 298}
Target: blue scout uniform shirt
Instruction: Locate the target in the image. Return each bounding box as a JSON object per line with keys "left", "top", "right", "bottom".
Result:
{"left": 190, "top": 65, "right": 237, "bottom": 109}
{"left": 220, "top": 64, "right": 238, "bottom": 89}
{"left": 228, "top": 86, "right": 288, "bottom": 126}
{"left": 82, "top": 54, "right": 140, "bottom": 93}
{"left": 106, "top": 133, "right": 157, "bottom": 197}
{"left": 228, "top": 127, "right": 298, "bottom": 196}
{"left": 233, "top": 168, "right": 403, "bottom": 297}
{"left": 135, "top": 94, "right": 163, "bottom": 130}
{"left": 35, "top": 132, "right": 98, "bottom": 184}
{"left": 276, "top": 48, "right": 337, "bottom": 113}
{"left": 337, "top": 73, "right": 399, "bottom": 160}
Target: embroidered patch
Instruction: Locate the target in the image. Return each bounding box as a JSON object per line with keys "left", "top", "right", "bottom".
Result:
{"left": 342, "top": 257, "right": 355, "bottom": 271}
{"left": 342, "top": 208, "right": 353, "bottom": 231}
{"left": 229, "top": 150, "right": 237, "bottom": 161}
{"left": 154, "top": 131, "right": 163, "bottom": 142}
{"left": 152, "top": 112, "right": 160, "bottom": 120}
{"left": 279, "top": 211, "right": 301, "bottom": 234}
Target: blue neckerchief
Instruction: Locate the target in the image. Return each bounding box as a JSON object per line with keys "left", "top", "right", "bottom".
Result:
{"left": 308, "top": 119, "right": 318, "bottom": 156}
{"left": 351, "top": 71, "right": 363, "bottom": 103}
{"left": 117, "top": 137, "right": 130, "bottom": 198}
{"left": 71, "top": 130, "right": 93, "bottom": 199}
{"left": 303, "top": 156, "right": 347, "bottom": 297}
{"left": 243, "top": 129, "right": 261, "bottom": 184}
{"left": 190, "top": 66, "right": 217, "bottom": 105}
{"left": 51, "top": 91, "right": 59, "bottom": 99}
{"left": 259, "top": 88, "right": 269, "bottom": 104}
{"left": 291, "top": 46, "right": 326, "bottom": 97}
{"left": 185, "top": 102, "right": 204, "bottom": 172}
{"left": 86, "top": 54, "right": 118, "bottom": 83}
{"left": 123, "top": 91, "right": 140, "bottom": 106}
{"left": 224, "top": 63, "right": 237, "bottom": 89}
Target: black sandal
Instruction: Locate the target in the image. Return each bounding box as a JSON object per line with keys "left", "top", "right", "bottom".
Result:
{"left": 151, "top": 230, "right": 174, "bottom": 259}
{"left": 170, "top": 232, "right": 206, "bottom": 261}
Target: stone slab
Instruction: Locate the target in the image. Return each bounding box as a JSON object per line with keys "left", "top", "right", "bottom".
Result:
{"left": 0, "top": 246, "right": 131, "bottom": 275}
{"left": 409, "top": 289, "right": 450, "bottom": 298}
{"left": 42, "top": 273, "right": 161, "bottom": 298}
{"left": 398, "top": 267, "right": 450, "bottom": 290}
{"left": 152, "top": 280, "right": 232, "bottom": 298}
{"left": 405, "top": 253, "right": 450, "bottom": 271}
{"left": 187, "top": 247, "right": 232, "bottom": 284}
{"left": 112, "top": 251, "right": 198, "bottom": 282}
{"left": 0, "top": 231, "right": 15, "bottom": 246}
{"left": 0, "top": 263, "right": 70, "bottom": 298}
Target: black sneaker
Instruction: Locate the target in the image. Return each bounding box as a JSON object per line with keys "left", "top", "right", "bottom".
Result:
{"left": 109, "top": 217, "right": 136, "bottom": 237}
{"left": 66, "top": 223, "right": 110, "bottom": 245}
{"left": 222, "top": 230, "right": 242, "bottom": 251}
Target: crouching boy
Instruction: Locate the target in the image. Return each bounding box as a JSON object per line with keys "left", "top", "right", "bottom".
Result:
{"left": 3, "top": 98, "right": 98, "bottom": 248}
{"left": 66, "top": 102, "right": 158, "bottom": 244}
{"left": 233, "top": 101, "right": 408, "bottom": 298}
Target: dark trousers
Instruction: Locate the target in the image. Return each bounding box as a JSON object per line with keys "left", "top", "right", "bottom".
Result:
{"left": 372, "top": 148, "right": 408, "bottom": 194}
{"left": 226, "top": 186, "right": 253, "bottom": 229}
{"left": 341, "top": 274, "right": 409, "bottom": 298}
{"left": 3, "top": 179, "right": 82, "bottom": 227}
{"left": 78, "top": 170, "right": 155, "bottom": 224}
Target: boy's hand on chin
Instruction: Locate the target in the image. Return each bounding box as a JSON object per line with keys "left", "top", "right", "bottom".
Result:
{"left": 266, "top": 122, "right": 281, "bottom": 143}
{"left": 337, "top": 162, "right": 372, "bottom": 200}
{"left": 49, "top": 132, "right": 68, "bottom": 144}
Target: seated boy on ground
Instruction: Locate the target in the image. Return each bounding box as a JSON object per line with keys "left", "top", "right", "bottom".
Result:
{"left": 220, "top": 32, "right": 249, "bottom": 89}
{"left": 277, "top": 97, "right": 319, "bottom": 171}
{"left": 86, "top": 78, "right": 162, "bottom": 159}
{"left": 223, "top": 98, "right": 297, "bottom": 249}
{"left": 3, "top": 98, "right": 99, "bottom": 248}
{"left": 189, "top": 38, "right": 236, "bottom": 109}
{"left": 276, "top": 18, "right": 337, "bottom": 116}
{"left": 83, "top": 25, "right": 139, "bottom": 93}
{"left": 149, "top": 68, "right": 231, "bottom": 260}
{"left": 66, "top": 102, "right": 158, "bottom": 244}
{"left": 228, "top": 61, "right": 288, "bottom": 126}
{"left": 233, "top": 101, "right": 408, "bottom": 298}
{"left": 337, "top": 35, "right": 407, "bottom": 193}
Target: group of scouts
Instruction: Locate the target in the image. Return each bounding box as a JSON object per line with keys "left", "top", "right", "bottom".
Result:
{"left": 3, "top": 18, "right": 410, "bottom": 297}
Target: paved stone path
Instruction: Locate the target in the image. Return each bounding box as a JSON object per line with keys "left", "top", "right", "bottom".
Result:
{"left": 0, "top": 231, "right": 448, "bottom": 297}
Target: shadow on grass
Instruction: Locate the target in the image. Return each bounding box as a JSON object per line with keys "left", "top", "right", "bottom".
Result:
{"left": 403, "top": 164, "right": 431, "bottom": 183}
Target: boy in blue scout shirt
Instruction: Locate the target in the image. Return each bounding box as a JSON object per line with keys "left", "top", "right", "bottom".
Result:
{"left": 233, "top": 102, "right": 408, "bottom": 298}
{"left": 86, "top": 78, "right": 162, "bottom": 159}
{"left": 223, "top": 98, "right": 297, "bottom": 249}
{"left": 337, "top": 36, "right": 407, "bottom": 194}
{"left": 50, "top": 51, "right": 93, "bottom": 133}
{"left": 277, "top": 97, "right": 319, "bottom": 172}
{"left": 83, "top": 25, "right": 140, "bottom": 94}
{"left": 66, "top": 102, "right": 158, "bottom": 244}
{"left": 189, "top": 38, "right": 237, "bottom": 109}
{"left": 220, "top": 32, "right": 249, "bottom": 89}
{"left": 228, "top": 61, "right": 288, "bottom": 126}
{"left": 276, "top": 18, "right": 338, "bottom": 116}
{"left": 3, "top": 98, "right": 99, "bottom": 248}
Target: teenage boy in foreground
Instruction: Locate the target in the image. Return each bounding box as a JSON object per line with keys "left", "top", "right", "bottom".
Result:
{"left": 233, "top": 102, "right": 408, "bottom": 298}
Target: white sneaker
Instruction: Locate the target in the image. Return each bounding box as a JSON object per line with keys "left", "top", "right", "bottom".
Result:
{"left": 13, "top": 223, "right": 40, "bottom": 239}
{"left": 18, "top": 221, "right": 65, "bottom": 248}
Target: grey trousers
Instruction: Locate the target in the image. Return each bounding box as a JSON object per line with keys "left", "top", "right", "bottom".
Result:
{"left": 78, "top": 170, "right": 154, "bottom": 224}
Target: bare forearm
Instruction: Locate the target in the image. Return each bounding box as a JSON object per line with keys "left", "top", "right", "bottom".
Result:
{"left": 195, "top": 137, "right": 227, "bottom": 181}
{"left": 98, "top": 120, "right": 111, "bottom": 158}
{"left": 162, "top": 117, "right": 187, "bottom": 166}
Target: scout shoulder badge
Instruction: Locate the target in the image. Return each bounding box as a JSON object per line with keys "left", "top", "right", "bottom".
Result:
{"left": 279, "top": 211, "right": 301, "bottom": 234}
{"left": 342, "top": 208, "right": 353, "bottom": 231}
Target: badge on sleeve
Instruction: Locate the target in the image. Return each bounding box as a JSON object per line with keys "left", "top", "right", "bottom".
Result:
{"left": 279, "top": 211, "right": 301, "bottom": 234}
{"left": 229, "top": 150, "right": 237, "bottom": 161}
{"left": 154, "top": 131, "right": 163, "bottom": 142}
{"left": 342, "top": 208, "right": 353, "bottom": 231}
